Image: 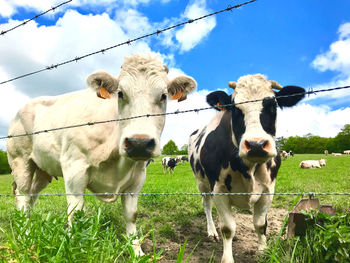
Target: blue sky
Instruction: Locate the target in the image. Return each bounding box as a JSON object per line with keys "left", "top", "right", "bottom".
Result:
{"left": 0, "top": 0, "right": 350, "bottom": 149}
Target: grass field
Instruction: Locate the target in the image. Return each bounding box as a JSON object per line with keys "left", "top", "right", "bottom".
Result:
{"left": 0, "top": 154, "right": 349, "bottom": 262}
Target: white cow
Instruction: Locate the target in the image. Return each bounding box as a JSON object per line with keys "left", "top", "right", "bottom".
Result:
{"left": 299, "top": 159, "right": 326, "bottom": 168}
{"left": 344, "top": 150, "right": 350, "bottom": 155}
{"left": 332, "top": 153, "right": 342, "bottom": 156}
{"left": 7, "top": 54, "right": 196, "bottom": 255}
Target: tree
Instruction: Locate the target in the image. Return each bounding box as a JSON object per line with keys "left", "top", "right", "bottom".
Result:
{"left": 162, "top": 140, "right": 179, "bottom": 155}
{"left": 177, "top": 144, "right": 188, "bottom": 155}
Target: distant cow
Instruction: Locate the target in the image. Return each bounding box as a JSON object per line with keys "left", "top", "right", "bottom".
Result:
{"left": 344, "top": 150, "right": 350, "bottom": 155}
{"left": 332, "top": 153, "right": 342, "bottom": 156}
{"left": 299, "top": 159, "right": 326, "bottom": 168}
{"left": 189, "top": 74, "right": 305, "bottom": 262}
{"left": 324, "top": 150, "right": 328, "bottom": 156}
{"left": 281, "top": 150, "right": 289, "bottom": 160}
{"left": 7, "top": 54, "right": 196, "bottom": 255}
{"left": 162, "top": 157, "right": 178, "bottom": 174}
{"left": 181, "top": 156, "right": 189, "bottom": 163}
{"left": 288, "top": 150, "right": 294, "bottom": 157}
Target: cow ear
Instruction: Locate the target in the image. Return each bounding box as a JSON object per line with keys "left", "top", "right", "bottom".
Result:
{"left": 275, "top": 86, "right": 305, "bottom": 108}
{"left": 168, "top": 76, "right": 197, "bottom": 102}
{"left": 206, "top": 91, "right": 231, "bottom": 111}
{"left": 87, "top": 71, "right": 119, "bottom": 100}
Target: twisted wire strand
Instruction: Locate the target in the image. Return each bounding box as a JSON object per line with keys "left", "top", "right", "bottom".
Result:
{"left": 0, "top": 0, "right": 258, "bottom": 85}
{"left": 0, "top": 0, "right": 72, "bottom": 37}
{"left": 1, "top": 85, "right": 349, "bottom": 140}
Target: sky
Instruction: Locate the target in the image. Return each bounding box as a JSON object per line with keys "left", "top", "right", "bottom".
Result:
{"left": 0, "top": 0, "right": 350, "bottom": 150}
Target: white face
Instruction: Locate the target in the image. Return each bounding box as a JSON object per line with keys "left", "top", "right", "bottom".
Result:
{"left": 117, "top": 70, "right": 169, "bottom": 159}
{"left": 231, "top": 74, "right": 278, "bottom": 163}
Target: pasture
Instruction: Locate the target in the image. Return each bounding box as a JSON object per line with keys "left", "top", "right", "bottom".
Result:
{"left": 0, "top": 154, "right": 349, "bottom": 262}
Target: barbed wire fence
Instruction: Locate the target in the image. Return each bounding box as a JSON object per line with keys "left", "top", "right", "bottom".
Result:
{"left": 1, "top": 85, "right": 349, "bottom": 140}
{"left": 0, "top": 0, "right": 258, "bottom": 86}
{"left": 0, "top": 0, "right": 72, "bottom": 37}
{"left": 0, "top": 0, "right": 349, "bottom": 200}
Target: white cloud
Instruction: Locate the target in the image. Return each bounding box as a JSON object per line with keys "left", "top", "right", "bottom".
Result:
{"left": 312, "top": 22, "right": 350, "bottom": 75}
{"left": 276, "top": 103, "right": 350, "bottom": 138}
{"left": 175, "top": 0, "right": 216, "bottom": 52}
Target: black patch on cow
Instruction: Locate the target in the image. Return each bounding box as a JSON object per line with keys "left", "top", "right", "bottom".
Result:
{"left": 195, "top": 128, "right": 206, "bottom": 151}
{"left": 190, "top": 129, "right": 199, "bottom": 137}
{"left": 275, "top": 86, "right": 305, "bottom": 108}
{"left": 195, "top": 160, "right": 205, "bottom": 178}
{"left": 264, "top": 215, "right": 268, "bottom": 235}
{"left": 199, "top": 112, "right": 250, "bottom": 190}
{"left": 231, "top": 101, "right": 246, "bottom": 145}
{"left": 190, "top": 154, "right": 194, "bottom": 169}
{"left": 225, "top": 174, "right": 232, "bottom": 191}
{"left": 206, "top": 91, "right": 232, "bottom": 111}
{"left": 269, "top": 153, "right": 281, "bottom": 181}
{"left": 260, "top": 97, "right": 277, "bottom": 136}
{"left": 221, "top": 226, "right": 233, "bottom": 239}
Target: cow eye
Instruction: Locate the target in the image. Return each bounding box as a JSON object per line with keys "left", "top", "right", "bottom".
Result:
{"left": 160, "top": 94, "right": 167, "bottom": 101}
{"left": 118, "top": 91, "right": 124, "bottom": 99}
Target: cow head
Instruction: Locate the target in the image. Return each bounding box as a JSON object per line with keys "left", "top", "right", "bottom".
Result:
{"left": 87, "top": 54, "right": 196, "bottom": 160}
{"left": 206, "top": 74, "right": 305, "bottom": 165}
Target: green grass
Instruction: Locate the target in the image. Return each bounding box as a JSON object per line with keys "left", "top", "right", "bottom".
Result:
{"left": 0, "top": 154, "right": 349, "bottom": 262}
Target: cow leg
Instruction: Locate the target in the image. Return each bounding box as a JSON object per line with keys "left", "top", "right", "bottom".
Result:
{"left": 121, "top": 162, "right": 146, "bottom": 256}
{"left": 213, "top": 195, "right": 236, "bottom": 263}
{"left": 253, "top": 194, "right": 273, "bottom": 251}
{"left": 28, "top": 169, "right": 51, "bottom": 207}
{"left": 121, "top": 194, "right": 144, "bottom": 256}
{"left": 198, "top": 183, "right": 219, "bottom": 241}
{"left": 203, "top": 195, "right": 220, "bottom": 241}
{"left": 61, "top": 160, "right": 89, "bottom": 225}
{"left": 11, "top": 158, "right": 36, "bottom": 211}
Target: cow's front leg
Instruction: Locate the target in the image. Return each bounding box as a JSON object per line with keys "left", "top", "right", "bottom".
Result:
{"left": 213, "top": 194, "right": 236, "bottom": 263}
{"left": 253, "top": 194, "right": 273, "bottom": 251}
{"left": 121, "top": 161, "right": 146, "bottom": 256}
{"left": 121, "top": 194, "right": 144, "bottom": 256}
{"left": 62, "top": 159, "right": 89, "bottom": 225}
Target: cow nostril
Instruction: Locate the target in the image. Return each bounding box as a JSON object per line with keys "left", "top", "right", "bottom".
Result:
{"left": 124, "top": 138, "right": 131, "bottom": 148}
{"left": 261, "top": 140, "right": 268, "bottom": 148}
{"left": 244, "top": 140, "right": 252, "bottom": 150}
{"left": 146, "top": 139, "right": 155, "bottom": 150}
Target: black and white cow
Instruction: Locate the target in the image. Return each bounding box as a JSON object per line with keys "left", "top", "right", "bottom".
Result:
{"left": 162, "top": 157, "right": 178, "bottom": 174}
{"left": 188, "top": 74, "right": 305, "bottom": 263}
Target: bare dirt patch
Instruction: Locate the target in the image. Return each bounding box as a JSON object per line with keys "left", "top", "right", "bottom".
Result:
{"left": 143, "top": 208, "right": 287, "bottom": 263}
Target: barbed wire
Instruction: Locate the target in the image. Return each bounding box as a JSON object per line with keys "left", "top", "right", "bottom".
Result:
{"left": 1, "top": 85, "right": 349, "bottom": 141}
{"left": 0, "top": 0, "right": 258, "bottom": 86}
{"left": 0, "top": 0, "right": 72, "bottom": 37}
{"left": 1, "top": 192, "right": 350, "bottom": 198}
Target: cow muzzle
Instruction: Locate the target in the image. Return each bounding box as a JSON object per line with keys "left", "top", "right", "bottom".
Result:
{"left": 241, "top": 138, "right": 273, "bottom": 163}
{"left": 124, "top": 135, "right": 155, "bottom": 160}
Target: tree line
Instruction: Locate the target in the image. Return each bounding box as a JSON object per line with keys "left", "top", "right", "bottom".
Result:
{"left": 277, "top": 124, "right": 350, "bottom": 154}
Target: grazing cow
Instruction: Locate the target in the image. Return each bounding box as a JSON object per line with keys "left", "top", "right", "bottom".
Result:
{"left": 288, "top": 150, "right": 294, "bottom": 157}
{"left": 188, "top": 74, "right": 305, "bottom": 263}
{"left": 7, "top": 54, "right": 196, "bottom": 255}
{"left": 162, "top": 157, "right": 178, "bottom": 174}
{"left": 300, "top": 159, "right": 326, "bottom": 168}
{"left": 175, "top": 155, "right": 184, "bottom": 163}
{"left": 332, "top": 153, "right": 342, "bottom": 156}
{"left": 344, "top": 150, "right": 350, "bottom": 155}
{"left": 181, "top": 156, "right": 189, "bottom": 163}
{"left": 324, "top": 150, "right": 328, "bottom": 156}
{"left": 281, "top": 150, "right": 289, "bottom": 160}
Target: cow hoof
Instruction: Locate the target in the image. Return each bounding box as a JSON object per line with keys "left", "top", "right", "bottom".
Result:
{"left": 209, "top": 234, "right": 220, "bottom": 242}
{"left": 258, "top": 243, "right": 267, "bottom": 251}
